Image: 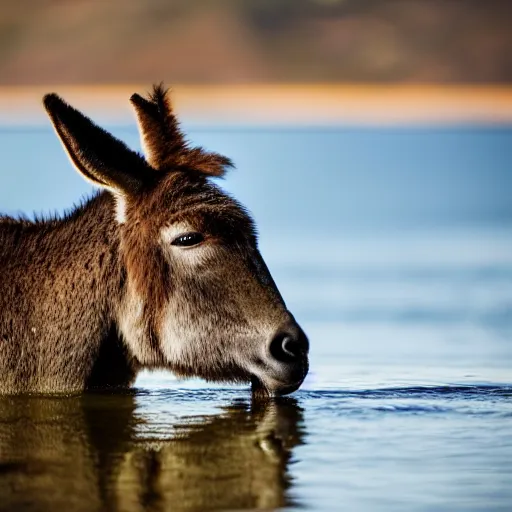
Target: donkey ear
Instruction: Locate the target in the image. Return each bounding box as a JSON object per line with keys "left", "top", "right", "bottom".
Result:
{"left": 130, "top": 84, "right": 233, "bottom": 176}
{"left": 129, "top": 87, "right": 184, "bottom": 170}
{"left": 43, "top": 93, "right": 150, "bottom": 196}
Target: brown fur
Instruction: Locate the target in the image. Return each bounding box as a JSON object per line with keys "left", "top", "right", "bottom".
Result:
{"left": 0, "top": 194, "right": 134, "bottom": 392}
{"left": 0, "top": 85, "right": 309, "bottom": 395}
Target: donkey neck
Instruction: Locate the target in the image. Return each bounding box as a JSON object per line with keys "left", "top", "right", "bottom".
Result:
{"left": 29, "top": 191, "right": 125, "bottom": 326}
{"left": 0, "top": 192, "right": 127, "bottom": 392}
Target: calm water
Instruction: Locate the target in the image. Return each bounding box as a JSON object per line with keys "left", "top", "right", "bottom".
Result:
{"left": 0, "top": 125, "right": 511, "bottom": 511}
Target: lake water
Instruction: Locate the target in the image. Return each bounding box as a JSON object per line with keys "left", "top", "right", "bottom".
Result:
{"left": 0, "top": 125, "right": 511, "bottom": 511}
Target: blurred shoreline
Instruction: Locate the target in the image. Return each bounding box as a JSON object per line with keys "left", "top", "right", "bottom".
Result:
{"left": 1, "top": 84, "right": 511, "bottom": 127}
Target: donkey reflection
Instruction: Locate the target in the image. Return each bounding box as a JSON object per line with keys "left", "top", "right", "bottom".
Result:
{"left": 0, "top": 395, "right": 305, "bottom": 512}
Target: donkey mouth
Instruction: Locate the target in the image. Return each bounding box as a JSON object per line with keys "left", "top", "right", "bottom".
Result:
{"left": 249, "top": 342, "right": 309, "bottom": 397}
{"left": 250, "top": 374, "right": 305, "bottom": 398}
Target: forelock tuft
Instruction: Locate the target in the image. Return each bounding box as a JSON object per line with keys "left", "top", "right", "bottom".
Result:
{"left": 131, "top": 83, "right": 234, "bottom": 178}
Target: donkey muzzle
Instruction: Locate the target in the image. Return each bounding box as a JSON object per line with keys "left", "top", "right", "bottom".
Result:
{"left": 253, "top": 320, "right": 309, "bottom": 396}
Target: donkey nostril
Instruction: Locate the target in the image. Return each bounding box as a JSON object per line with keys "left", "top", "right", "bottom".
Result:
{"left": 270, "top": 332, "right": 303, "bottom": 364}
{"left": 282, "top": 337, "right": 301, "bottom": 359}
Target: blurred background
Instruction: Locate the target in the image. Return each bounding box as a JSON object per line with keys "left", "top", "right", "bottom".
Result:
{"left": 1, "top": 0, "right": 512, "bottom": 84}
{"left": 1, "top": 0, "right": 511, "bottom": 376}
{"left": 1, "top": 1, "right": 512, "bottom": 509}
{"left": 1, "top": 0, "right": 512, "bottom": 379}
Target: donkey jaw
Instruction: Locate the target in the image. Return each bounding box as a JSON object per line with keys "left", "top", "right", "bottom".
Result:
{"left": 250, "top": 375, "right": 305, "bottom": 398}
{"left": 250, "top": 357, "right": 309, "bottom": 397}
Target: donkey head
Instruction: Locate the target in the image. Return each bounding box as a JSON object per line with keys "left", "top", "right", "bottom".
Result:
{"left": 43, "top": 85, "right": 309, "bottom": 395}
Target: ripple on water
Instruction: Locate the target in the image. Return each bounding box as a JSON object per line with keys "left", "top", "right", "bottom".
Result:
{"left": 296, "top": 384, "right": 512, "bottom": 418}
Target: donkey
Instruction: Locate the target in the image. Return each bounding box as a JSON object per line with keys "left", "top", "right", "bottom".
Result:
{"left": 0, "top": 85, "right": 308, "bottom": 395}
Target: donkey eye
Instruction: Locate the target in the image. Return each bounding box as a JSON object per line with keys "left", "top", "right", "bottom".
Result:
{"left": 171, "top": 232, "right": 205, "bottom": 247}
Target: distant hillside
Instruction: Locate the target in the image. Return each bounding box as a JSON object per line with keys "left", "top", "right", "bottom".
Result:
{"left": 1, "top": 0, "right": 511, "bottom": 85}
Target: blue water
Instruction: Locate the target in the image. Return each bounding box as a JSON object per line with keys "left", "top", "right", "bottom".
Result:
{"left": 1, "top": 125, "right": 511, "bottom": 510}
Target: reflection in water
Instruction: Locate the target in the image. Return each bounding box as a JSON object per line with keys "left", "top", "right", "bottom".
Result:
{"left": 0, "top": 393, "right": 305, "bottom": 512}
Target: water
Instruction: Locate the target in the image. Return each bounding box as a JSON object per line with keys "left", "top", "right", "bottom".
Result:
{"left": 1, "top": 125, "right": 511, "bottom": 510}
